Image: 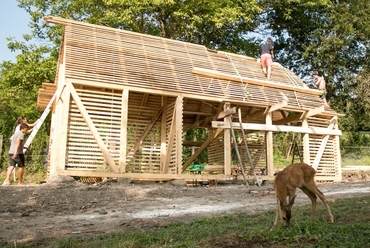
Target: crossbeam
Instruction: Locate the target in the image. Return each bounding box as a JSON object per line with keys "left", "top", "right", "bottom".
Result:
{"left": 212, "top": 121, "right": 342, "bottom": 136}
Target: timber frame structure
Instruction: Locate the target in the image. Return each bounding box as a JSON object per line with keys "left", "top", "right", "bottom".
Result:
{"left": 38, "top": 16, "right": 343, "bottom": 182}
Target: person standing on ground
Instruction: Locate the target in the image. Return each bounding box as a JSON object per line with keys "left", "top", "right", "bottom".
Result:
{"left": 312, "top": 70, "right": 328, "bottom": 105}
{"left": 3, "top": 123, "right": 29, "bottom": 186}
{"left": 260, "top": 37, "right": 274, "bottom": 80}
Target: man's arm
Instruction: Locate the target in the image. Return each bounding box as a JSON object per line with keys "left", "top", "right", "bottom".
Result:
{"left": 314, "top": 76, "right": 322, "bottom": 87}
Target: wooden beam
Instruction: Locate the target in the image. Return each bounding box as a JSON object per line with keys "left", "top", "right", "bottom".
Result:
{"left": 182, "top": 128, "right": 223, "bottom": 172}
{"left": 50, "top": 51, "right": 68, "bottom": 176}
{"left": 302, "top": 119, "right": 310, "bottom": 164}
{"left": 67, "top": 81, "right": 120, "bottom": 173}
{"left": 212, "top": 121, "right": 342, "bottom": 136}
{"left": 217, "top": 107, "right": 236, "bottom": 119}
{"left": 265, "top": 100, "right": 288, "bottom": 113}
{"left": 175, "top": 96, "right": 183, "bottom": 174}
{"left": 183, "top": 111, "right": 213, "bottom": 116}
{"left": 57, "top": 169, "right": 268, "bottom": 181}
{"left": 224, "top": 103, "right": 232, "bottom": 175}
{"left": 300, "top": 105, "right": 325, "bottom": 119}
{"left": 333, "top": 120, "right": 343, "bottom": 181}
{"left": 163, "top": 97, "right": 181, "bottom": 173}
{"left": 160, "top": 96, "right": 167, "bottom": 173}
{"left": 274, "top": 113, "right": 304, "bottom": 125}
{"left": 266, "top": 113, "right": 274, "bottom": 177}
{"left": 119, "top": 89, "right": 129, "bottom": 172}
{"left": 184, "top": 102, "right": 224, "bottom": 130}
{"left": 192, "top": 67, "right": 323, "bottom": 96}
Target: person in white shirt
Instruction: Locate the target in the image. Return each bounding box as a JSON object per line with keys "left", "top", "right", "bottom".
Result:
{"left": 3, "top": 123, "right": 29, "bottom": 186}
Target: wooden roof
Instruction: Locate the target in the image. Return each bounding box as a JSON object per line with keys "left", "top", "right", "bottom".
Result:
{"left": 40, "top": 16, "right": 339, "bottom": 117}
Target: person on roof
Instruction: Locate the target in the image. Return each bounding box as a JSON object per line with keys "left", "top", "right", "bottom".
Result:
{"left": 312, "top": 70, "right": 328, "bottom": 105}
{"left": 260, "top": 38, "right": 274, "bottom": 80}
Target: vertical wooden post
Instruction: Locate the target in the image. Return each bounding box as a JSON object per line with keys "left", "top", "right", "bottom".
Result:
{"left": 265, "top": 112, "right": 274, "bottom": 176}
{"left": 224, "top": 103, "right": 231, "bottom": 176}
{"left": 160, "top": 96, "right": 167, "bottom": 173}
{"left": 334, "top": 118, "right": 342, "bottom": 181}
{"left": 302, "top": 119, "right": 310, "bottom": 164}
{"left": 119, "top": 88, "right": 129, "bottom": 172}
{"left": 175, "top": 96, "right": 183, "bottom": 174}
{"left": 49, "top": 45, "right": 68, "bottom": 176}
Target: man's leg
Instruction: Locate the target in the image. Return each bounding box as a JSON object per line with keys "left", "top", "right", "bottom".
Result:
{"left": 3, "top": 166, "right": 15, "bottom": 185}
{"left": 17, "top": 167, "right": 24, "bottom": 185}
{"left": 267, "top": 66, "right": 272, "bottom": 80}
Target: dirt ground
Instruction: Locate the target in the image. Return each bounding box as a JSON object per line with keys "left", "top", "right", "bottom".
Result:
{"left": 1, "top": 171, "right": 370, "bottom": 246}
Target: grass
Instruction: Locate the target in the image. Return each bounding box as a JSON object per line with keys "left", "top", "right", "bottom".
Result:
{"left": 11, "top": 196, "right": 370, "bottom": 248}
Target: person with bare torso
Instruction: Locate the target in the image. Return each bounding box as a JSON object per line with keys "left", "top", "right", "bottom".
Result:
{"left": 312, "top": 70, "right": 328, "bottom": 105}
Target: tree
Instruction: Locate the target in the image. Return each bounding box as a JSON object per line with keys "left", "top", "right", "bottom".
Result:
{"left": 18, "top": 0, "right": 263, "bottom": 54}
{"left": 261, "top": 0, "right": 370, "bottom": 133}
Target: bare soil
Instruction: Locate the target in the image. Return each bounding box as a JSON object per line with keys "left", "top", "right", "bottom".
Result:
{"left": 1, "top": 171, "right": 370, "bottom": 246}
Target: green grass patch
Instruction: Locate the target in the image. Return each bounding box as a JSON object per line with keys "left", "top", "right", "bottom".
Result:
{"left": 12, "top": 196, "right": 370, "bottom": 248}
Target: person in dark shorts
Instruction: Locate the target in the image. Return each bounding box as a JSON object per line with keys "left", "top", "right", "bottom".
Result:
{"left": 3, "top": 123, "right": 29, "bottom": 186}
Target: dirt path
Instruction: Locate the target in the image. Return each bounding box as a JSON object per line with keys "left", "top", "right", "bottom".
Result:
{"left": 1, "top": 177, "right": 370, "bottom": 246}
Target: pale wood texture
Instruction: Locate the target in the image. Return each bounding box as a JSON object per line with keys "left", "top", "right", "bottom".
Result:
{"left": 37, "top": 16, "right": 344, "bottom": 182}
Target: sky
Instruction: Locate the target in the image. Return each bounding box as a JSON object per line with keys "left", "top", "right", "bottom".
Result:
{"left": 0, "top": 0, "right": 31, "bottom": 62}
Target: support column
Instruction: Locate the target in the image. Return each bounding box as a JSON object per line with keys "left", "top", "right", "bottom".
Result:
{"left": 334, "top": 118, "right": 342, "bottom": 181}
{"left": 224, "top": 103, "right": 231, "bottom": 176}
{"left": 49, "top": 51, "right": 69, "bottom": 176}
{"left": 160, "top": 96, "right": 167, "bottom": 173}
{"left": 119, "top": 89, "right": 129, "bottom": 173}
{"left": 302, "top": 119, "right": 310, "bottom": 164}
{"left": 266, "top": 112, "right": 274, "bottom": 176}
{"left": 175, "top": 96, "right": 183, "bottom": 174}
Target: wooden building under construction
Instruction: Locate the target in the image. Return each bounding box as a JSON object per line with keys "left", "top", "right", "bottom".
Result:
{"left": 37, "top": 16, "right": 343, "bottom": 182}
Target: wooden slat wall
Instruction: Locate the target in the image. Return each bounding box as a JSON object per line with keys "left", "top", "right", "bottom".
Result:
{"left": 125, "top": 93, "right": 164, "bottom": 173}
{"left": 66, "top": 87, "right": 122, "bottom": 170}
{"left": 208, "top": 133, "right": 225, "bottom": 166}
{"left": 307, "top": 117, "right": 338, "bottom": 180}
{"left": 37, "top": 83, "right": 57, "bottom": 110}
{"left": 239, "top": 135, "right": 267, "bottom": 175}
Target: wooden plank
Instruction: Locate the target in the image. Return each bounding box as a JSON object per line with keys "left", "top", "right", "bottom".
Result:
{"left": 175, "top": 96, "right": 183, "bottom": 174}
{"left": 67, "top": 81, "right": 119, "bottom": 173}
{"left": 160, "top": 96, "right": 168, "bottom": 173}
{"left": 266, "top": 100, "right": 288, "bottom": 113}
{"left": 49, "top": 56, "right": 67, "bottom": 175}
{"left": 58, "top": 169, "right": 277, "bottom": 181}
{"left": 212, "top": 121, "right": 342, "bottom": 136}
{"left": 300, "top": 105, "right": 325, "bottom": 119}
{"left": 224, "top": 103, "right": 232, "bottom": 176}
{"left": 265, "top": 113, "right": 274, "bottom": 176}
{"left": 119, "top": 89, "right": 129, "bottom": 172}
{"left": 163, "top": 98, "right": 177, "bottom": 173}
{"left": 192, "top": 67, "right": 323, "bottom": 96}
